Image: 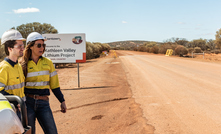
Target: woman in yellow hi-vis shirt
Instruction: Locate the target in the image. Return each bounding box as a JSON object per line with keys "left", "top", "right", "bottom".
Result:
{"left": 20, "top": 32, "right": 67, "bottom": 134}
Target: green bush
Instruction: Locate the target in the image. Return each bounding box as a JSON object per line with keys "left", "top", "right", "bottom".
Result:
{"left": 194, "top": 47, "right": 202, "bottom": 53}
{"left": 86, "top": 42, "right": 111, "bottom": 60}
{"left": 175, "top": 45, "right": 188, "bottom": 56}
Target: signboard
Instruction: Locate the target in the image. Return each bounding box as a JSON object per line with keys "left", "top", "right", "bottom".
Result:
{"left": 165, "top": 49, "right": 173, "bottom": 56}
{"left": 42, "top": 33, "right": 86, "bottom": 63}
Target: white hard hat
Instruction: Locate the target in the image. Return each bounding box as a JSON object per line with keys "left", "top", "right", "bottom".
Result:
{"left": 1, "top": 29, "right": 26, "bottom": 45}
{"left": 26, "top": 32, "right": 46, "bottom": 45}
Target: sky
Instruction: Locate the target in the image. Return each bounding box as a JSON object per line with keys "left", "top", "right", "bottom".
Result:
{"left": 0, "top": 0, "right": 221, "bottom": 43}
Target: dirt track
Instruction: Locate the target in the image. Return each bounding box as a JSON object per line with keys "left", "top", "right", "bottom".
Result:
{"left": 36, "top": 50, "right": 221, "bottom": 134}
{"left": 119, "top": 50, "right": 221, "bottom": 134}
{"left": 36, "top": 50, "right": 154, "bottom": 134}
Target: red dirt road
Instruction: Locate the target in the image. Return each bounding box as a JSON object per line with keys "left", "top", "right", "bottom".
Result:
{"left": 119, "top": 50, "right": 221, "bottom": 134}
{"left": 36, "top": 51, "right": 154, "bottom": 134}
{"left": 36, "top": 50, "right": 221, "bottom": 134}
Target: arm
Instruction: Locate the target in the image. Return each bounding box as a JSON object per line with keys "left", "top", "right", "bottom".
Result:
{"left": 49, "top": 60, "right": 67, "bottom": 113}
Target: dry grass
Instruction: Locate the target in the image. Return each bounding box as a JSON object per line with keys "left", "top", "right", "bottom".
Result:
{"left": 192, "top": 53, "right": 221, "bottom": 63}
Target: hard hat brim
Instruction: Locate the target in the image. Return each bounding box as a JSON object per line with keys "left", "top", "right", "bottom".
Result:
{"left": 1, "top": 38, "right": 26, "bottom": 45}
{"left": 16, "top": 38, "right": 26, "bottom": 41}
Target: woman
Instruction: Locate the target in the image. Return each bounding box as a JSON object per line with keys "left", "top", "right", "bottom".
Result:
{"left": 20, "top": 32, "right": 67, "bottom": 134}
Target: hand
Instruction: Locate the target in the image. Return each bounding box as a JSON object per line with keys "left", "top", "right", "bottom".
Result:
{"left": 60, "top": 101, "right": 67, "bottom": 113}
{"left": 17, "top": 104, "right": 21, "bottom": 112}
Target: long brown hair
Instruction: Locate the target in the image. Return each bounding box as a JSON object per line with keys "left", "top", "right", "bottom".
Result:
{"left": 19, "top": 41, "right": 35, "bottom": 77}
{"left": 19, "top": 39, "right": 45, "bottom": 77}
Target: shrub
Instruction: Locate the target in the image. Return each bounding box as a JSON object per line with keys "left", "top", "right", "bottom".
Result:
{"left": 174, "top": 45, "right": 188, "bottom": 56}
{"left": 215, "top": 50, "right": 220, "bottom": 54}
{"left": 138, "top": 46, "right": 147, "bottom": 52}
{"left": 194, "top": 47, "right": 202, "bottom": 53}
{"left": 159, "top": 44, "right": 172, "bottom": 54}
{"left": 143, "top": 42, "right": 157, "bottom": 48}
{"left": 188, "top": 48, "right": 194, "bottom": 53}
{"left": 86, "top": 42, "right": 94, "bottom": 59}
{"left": 146, "top": 47, "right": 150, "bottom": 53}
{"left": 150, "top": 46, "right": 159, "bottom": 54}
{"left": 0, "top": 44, "right": 5, "bottom": 61}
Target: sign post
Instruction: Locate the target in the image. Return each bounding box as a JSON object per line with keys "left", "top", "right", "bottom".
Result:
{"left": 42, "top": 33, "right": 86, "bottom": 88}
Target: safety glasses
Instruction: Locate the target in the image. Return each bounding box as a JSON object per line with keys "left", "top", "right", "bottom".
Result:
{"left": 14, "top": 44, "right": 25, "bottom": 49}
{"left": 35, "top": 43, "right": 46, "bottom": 48}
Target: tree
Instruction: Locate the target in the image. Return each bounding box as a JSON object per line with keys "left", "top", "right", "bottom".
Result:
{"left": 189, "top": 39, "right": 206, "bottom": 51}
{"left": 0, "top": 39, "right": 5, "bottom": 61}
{"left": 215, "top": 29, "right": 221, "bottom": 49}
{"left": 175, "top": 38, "right": 188, "bottom": 46}
{"left": 164, "top": 37, "right": 188, "bottom": 47}
{"left": 16, "top": 22, "right": 58, "bottom": 39}
{"left": 206, "top": 39, "right": 215, "bottom": 50}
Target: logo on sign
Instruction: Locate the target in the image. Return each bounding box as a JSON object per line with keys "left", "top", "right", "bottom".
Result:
{"left": 72, "top": 36, "right": 83, "bottom": 44}
{"left": 45, "top": 37, "right": 61, "bottom": 41}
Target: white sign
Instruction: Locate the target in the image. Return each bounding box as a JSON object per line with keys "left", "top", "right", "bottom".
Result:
{"left": 42, "top": 33, "right": 86, "bottom": 63}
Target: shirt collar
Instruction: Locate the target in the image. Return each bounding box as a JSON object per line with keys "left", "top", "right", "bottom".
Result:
{"left": 4, "top": 57, "right": 18, "bottom": 67}
{"left": 29, "top": 56, "right": 43, "bottom": 61}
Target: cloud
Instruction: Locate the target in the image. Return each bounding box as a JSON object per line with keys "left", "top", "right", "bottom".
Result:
{"left": 177, "top": 22, "right": 186, "bottom": 24}
{"left": 13, "top": 7, "right": 40, "bottom": 14}
{"left": 122, "top": 21, "right": 127, "bottom": 24}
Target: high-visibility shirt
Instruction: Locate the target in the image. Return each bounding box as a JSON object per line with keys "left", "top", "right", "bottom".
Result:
{"left": 25, "top": 57, "right": 64, "bottom": 103}
{"left": 0, "top": 58, "right": 25, "bottom": 98}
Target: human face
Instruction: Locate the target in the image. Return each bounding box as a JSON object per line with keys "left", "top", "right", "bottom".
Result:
{"left": 11, "top": 40, "right": 25, "bottom": 57}
{"left": 30, "top": 40, "right": 45, "bottom": 57}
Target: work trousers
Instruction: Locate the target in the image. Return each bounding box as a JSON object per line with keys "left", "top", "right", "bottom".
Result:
{"left": 26, "top": 96, "right": 58, "bottom": 134}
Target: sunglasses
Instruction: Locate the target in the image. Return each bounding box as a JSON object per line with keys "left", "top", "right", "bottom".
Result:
{"left": 35, "top": 43, "right": 46, "bottom": 48}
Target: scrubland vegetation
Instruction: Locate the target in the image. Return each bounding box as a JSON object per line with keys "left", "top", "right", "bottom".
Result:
{"left": 108, "top": 29, "right": 221, "bottom": 57}
{"left": 109, "top": 38, "right": 221, "bottom": 57}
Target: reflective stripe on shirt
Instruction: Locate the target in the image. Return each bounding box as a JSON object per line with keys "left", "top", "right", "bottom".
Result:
{"left": 50, "top": 71, "right": 57, "bottom": 77}
{"left": 26, "top": 81, "right": 49, "bottom": 87}
{"left": 0, "top": 82, "right": 5, "bottom": 87}
{"left": 26, "top": 71, "right": 50, "bottom": 78}
{"left": 5, "top": 82, "right": 25, "bottom": 90}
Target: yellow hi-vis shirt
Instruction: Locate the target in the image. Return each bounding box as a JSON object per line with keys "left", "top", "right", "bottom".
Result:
{"left": 25, "top": 57, "right": 60, "bottom": 96}
{"left": 0, "top": 59, "right": 25, "bottom": 98}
